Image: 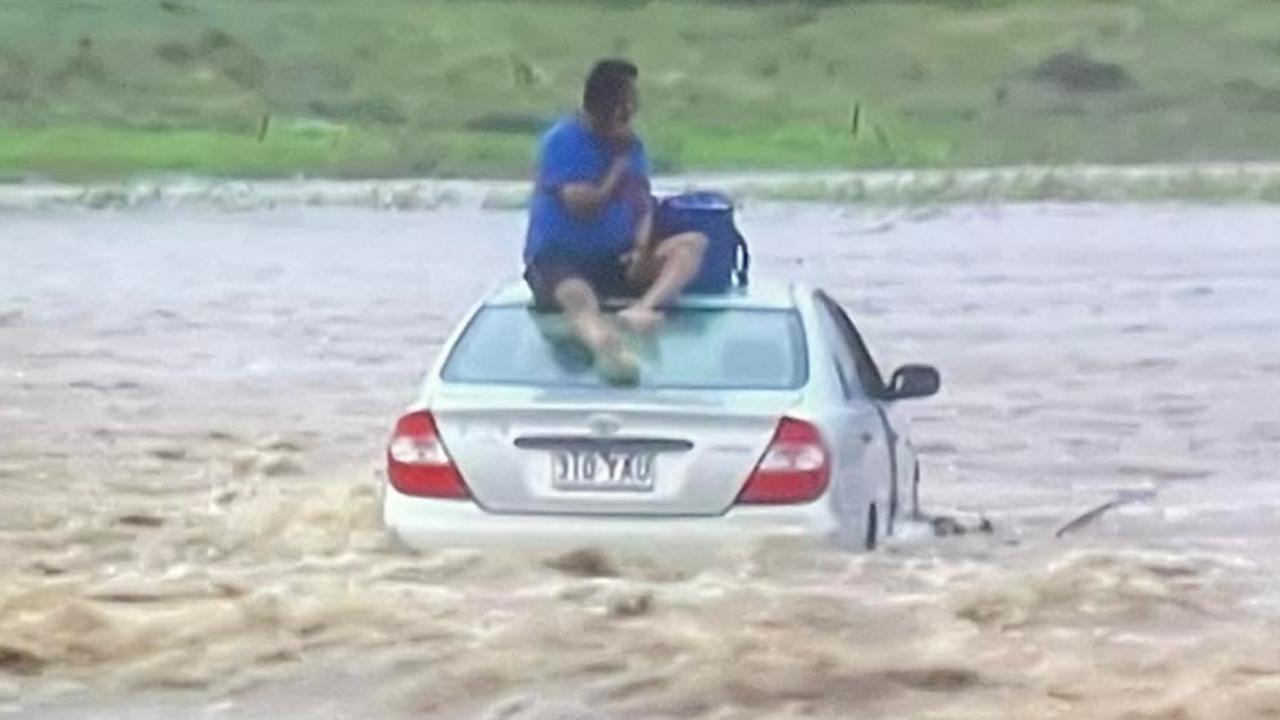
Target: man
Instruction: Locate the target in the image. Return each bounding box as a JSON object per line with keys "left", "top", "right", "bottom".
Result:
{"left": 524, "top": 59, "right": 706, "bottom": 383}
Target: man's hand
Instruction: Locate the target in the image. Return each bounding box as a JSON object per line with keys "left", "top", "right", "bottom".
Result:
{"left": 560, "top": 155, "right": 630, "bottom": 218}
{"left": 604, "top": 154, "right": 630, "bottom": 187}
{"left": 620, "top": 243, "right": 652, "bottom": 275}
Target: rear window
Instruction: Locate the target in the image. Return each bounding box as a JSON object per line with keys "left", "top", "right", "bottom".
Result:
{"left": 441, "top": 307, "right": 808, "bottom": 390}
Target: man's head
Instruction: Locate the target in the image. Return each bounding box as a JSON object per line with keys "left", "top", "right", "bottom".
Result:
{"left": 583, "top": 59, "right": 638, "bottom": 145}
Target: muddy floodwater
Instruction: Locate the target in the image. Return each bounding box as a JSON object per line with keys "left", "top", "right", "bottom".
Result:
{"left": 1, "top": 202, "right": 1279, "bottom": 719}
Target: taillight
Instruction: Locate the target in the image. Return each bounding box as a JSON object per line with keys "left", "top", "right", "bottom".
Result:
{"left": 387, "top": 411, "right": 470, "bottom": 499}
{"left": 736, "top": 417, "right": 830, "bottom": 504}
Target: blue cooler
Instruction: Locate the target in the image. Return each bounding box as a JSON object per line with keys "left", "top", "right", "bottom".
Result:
{"left": 654, "top": 191, "right": 750, "bottom": 294}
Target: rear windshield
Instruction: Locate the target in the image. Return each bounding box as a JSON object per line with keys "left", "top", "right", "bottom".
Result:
{"left": 441, "top": 307, "right": 808, "bottom": 390}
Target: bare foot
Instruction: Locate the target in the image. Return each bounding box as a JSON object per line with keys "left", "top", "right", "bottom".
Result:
{"left": 595, "top": 340, "right": 641, "bottom": 386}
{"left": 617, "top": 305, "right": 664, "bottom": 335}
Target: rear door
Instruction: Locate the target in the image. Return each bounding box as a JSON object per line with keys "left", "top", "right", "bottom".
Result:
{"left": 813, "top": 293, "right": 897, "bottom": 535}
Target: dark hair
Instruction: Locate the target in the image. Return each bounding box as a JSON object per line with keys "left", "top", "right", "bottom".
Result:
{"left": 583, "top": 59, "right": 638, "bottom": 119}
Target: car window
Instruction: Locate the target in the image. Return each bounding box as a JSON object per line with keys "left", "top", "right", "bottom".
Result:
{"left": 814, "top": 296, "right": 862, "bottom": 399}
{"left": 816, "top": 292, "right": 887, "bottom": 398}
{"left": 441, "top": 306, "right": 809, "bottom": 390}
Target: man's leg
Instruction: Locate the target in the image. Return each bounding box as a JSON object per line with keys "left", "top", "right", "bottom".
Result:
{"left": 553, "top": 277, "right": 640, "bottom": 385}
{"left": 619, "top": 231, "right": 707, "bottom": 332}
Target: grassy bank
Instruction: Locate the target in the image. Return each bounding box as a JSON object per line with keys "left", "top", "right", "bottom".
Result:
{"left": 3, "top": 0, "right": 1280, "bottom": 180}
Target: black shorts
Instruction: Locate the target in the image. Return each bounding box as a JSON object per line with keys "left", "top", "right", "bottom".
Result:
{"left": 524, "top": 255, "right": 639, "bottom": 310}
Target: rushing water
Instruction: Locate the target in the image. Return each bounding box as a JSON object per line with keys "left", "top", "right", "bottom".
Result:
{"left": 1, "top": 203, "right": 1278, "bottom": 719}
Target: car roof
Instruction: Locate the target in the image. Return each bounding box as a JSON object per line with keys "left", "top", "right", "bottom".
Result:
{"left": 484, "top": 277, "right": 802, "bottom": 310}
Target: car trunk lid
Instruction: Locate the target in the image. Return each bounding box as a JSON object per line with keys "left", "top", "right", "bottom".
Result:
{"left": 430, "top": 386, "right": 800, "bottom": 516}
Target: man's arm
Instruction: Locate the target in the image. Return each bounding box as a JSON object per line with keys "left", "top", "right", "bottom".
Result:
{"left": 621, "top": 197, "right": 654, "bottom": 278}
{"left": 632, "top": 199, "right": 653, "bottom": 256}
{"left": 559, "top": 155, "right": 629, "bottom": 218}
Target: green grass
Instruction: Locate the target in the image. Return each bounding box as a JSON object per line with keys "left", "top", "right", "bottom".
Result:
{"left": 0, "top": 126, "right": 397, "bottom": 180}
{"left": 3, "top": 0, "right": 1280, "bottom": 180}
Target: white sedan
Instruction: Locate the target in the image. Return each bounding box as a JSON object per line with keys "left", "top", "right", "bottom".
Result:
{"left": 383, "top": 279, "right": 939, "bottom": 553}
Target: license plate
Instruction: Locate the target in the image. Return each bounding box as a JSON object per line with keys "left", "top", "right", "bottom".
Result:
{"left": 551, "top": 449, "right": 655, "bottom": 491}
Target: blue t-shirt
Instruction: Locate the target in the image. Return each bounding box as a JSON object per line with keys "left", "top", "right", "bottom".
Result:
{"left": 524, "top": 116, "right": 651, "bottom": 265}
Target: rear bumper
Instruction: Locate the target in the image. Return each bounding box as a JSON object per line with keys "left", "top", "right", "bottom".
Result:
{"left": 382, "top": 484, "right": 841, "bottom": 555}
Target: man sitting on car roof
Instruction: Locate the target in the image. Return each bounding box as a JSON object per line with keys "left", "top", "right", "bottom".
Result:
{"left": 523, "top": 58, "right": 707, "bottom": 384}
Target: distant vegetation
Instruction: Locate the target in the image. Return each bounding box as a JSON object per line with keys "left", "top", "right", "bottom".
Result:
{"left": 2, "top": 0, "right": 1280, "bottom": 179}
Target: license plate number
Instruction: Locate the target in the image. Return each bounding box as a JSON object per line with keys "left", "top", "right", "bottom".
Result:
{"left": 551, "top": 449, "right": 655, "bottom": 491}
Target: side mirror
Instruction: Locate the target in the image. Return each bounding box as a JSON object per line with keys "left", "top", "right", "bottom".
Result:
{"left": 882, "top": 364, "right": 940, "bottom": 401}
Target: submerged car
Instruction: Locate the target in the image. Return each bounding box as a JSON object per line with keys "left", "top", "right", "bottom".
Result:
{"left": 382, "top": 279, "right": 939, "bottom": 552}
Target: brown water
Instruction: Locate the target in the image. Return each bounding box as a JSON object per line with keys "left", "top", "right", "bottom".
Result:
{"left": 1, "top": 203, "right": 1278, "bottom": 719}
